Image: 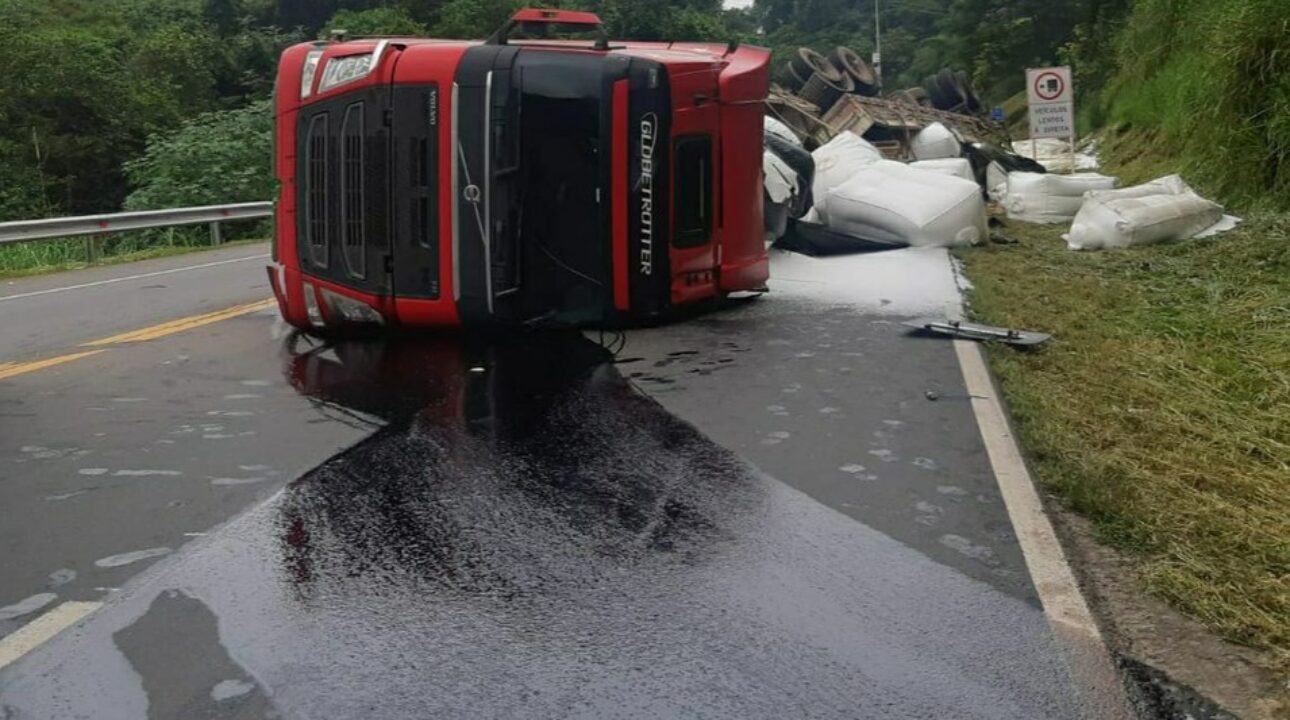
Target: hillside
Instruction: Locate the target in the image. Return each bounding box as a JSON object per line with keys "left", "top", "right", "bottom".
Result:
{"left": 1092, "top": 0, "right": 1290, "bottom": 210}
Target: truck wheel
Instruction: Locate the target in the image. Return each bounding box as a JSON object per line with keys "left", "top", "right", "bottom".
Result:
{"left": 785, "top": 61, "right": 808, "bottom": 91}
{"left": 954, "top": 70, "right": 982, "bottom": 112}
{"left": 800, "top": 71, "right": 853, "bottom": 112}
{"left": 791, "top": 48, "right": 843, "bottom": 84}
{"left": 833, "top": 46, "right": 877, "bottom": 96}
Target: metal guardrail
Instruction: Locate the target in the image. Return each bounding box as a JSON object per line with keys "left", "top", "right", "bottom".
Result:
{"left": 0, "top": 202, "right": 273, "bottom": 260}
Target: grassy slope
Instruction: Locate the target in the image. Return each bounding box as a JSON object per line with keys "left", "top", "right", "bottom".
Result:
{"left": 1097, "top": 0, "right": 1289, "bottom": 211}
{"left": 957, "top": 218, "right": 1289, "bottom": 667}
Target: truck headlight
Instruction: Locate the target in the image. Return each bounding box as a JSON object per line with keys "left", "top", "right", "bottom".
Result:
{"left": 300, "top": 48, "right": 323, "bottom": 99}
{"left": 318, "top": 53, "right": 374, "bottom": 93}
{"left": 320, "top": 288, "right": 385, "bottom": 325}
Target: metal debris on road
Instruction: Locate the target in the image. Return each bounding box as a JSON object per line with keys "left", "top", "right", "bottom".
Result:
{"left": 905, "top": 318, "right": 1051, "bottom": 347}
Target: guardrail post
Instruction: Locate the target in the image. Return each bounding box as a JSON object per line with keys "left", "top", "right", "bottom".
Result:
{"left": 209, "top": 221, "right": 223, "bottom": 245}
{"left": 84, "top": 236, "right": 99, "bottom": 264}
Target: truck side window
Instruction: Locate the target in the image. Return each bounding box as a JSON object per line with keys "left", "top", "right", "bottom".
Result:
{"left": 673, "top": 135, "right": 712, "bottom": 248}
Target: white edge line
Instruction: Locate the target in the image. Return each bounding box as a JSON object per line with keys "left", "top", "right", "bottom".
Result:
{"left": 0, "top": 253, "right": 270, "bottom": 303}
{"left": 0, "top": 601, "right": 102, "bottom": 671}
{"left": 954, "top": 339, "right": 1134, "bottom": 718}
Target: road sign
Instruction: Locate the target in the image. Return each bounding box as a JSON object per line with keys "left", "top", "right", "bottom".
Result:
{"left": 991, "top": 106, "right": 1004, "bottom": 122}
{"left": 1025, "top": 66, "right": 1074, "bottom": 140}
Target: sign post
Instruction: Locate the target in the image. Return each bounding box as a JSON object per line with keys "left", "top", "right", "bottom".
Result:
{"left": 1025, "top": 66, "right": 1075, "bottom": 171}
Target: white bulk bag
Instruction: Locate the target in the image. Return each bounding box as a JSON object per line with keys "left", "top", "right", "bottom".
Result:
{"left": 1005, "top": 172, "right": 1117, "bottom": 224}
{"left": 910, "top": 158, "right": 975, "bottom": 182}
{"left": 764, "top": 115, "right": 801, "bottom": 147}
{"left": 1065, "top": 177, "right": 1224, "bottom": 250}
{"left": 811, "top": 131, "right": 883, "bottom": 214}
{"left": 1082, "top": 174, "right": 1190, "bottom": 202}
{"left": 985, "top": 162, "right": 1008, "bottom": 203}
{"left": 825, "top": 161, "right": 987, "bottom": 248}
{"left": 910, "top": 122, "right": 961, "bottom": 161}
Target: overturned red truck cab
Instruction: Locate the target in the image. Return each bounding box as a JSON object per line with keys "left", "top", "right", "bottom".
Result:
{"left": 268, "top": 9, "right": 770, "bottom": 330}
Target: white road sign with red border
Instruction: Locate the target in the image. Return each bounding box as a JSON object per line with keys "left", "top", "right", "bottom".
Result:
{"left": 1025, "top": 66, "right": 1074, "bottom": 139}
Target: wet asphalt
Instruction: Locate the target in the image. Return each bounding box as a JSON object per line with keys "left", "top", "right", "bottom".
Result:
{"left": 0, "top": 246, "right": 1107, "bottom": 718}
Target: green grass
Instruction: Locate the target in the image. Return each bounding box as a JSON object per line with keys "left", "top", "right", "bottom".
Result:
{"left": 957, "top": 216, "right": 1290, "bottom": 668}
{"left": 1099, "top": 0, "right": 1290, "bottom": 211}
{"left": 0, "top": 236, "right": 267, "bottom": 280}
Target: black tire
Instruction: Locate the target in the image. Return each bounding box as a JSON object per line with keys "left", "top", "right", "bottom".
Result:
{"left": 784, "top": 61, "right": 808, "bottom": 92}
{"left": 832, "top": 46, "right": 877, "bottom": 96}
{"left": 799, "top": 71, "right": 853, "bottom": 112}
{"left": 790, "top": 48, "right": 843, "bottom": 84}
{"left": 923, "top": 74, "right": 952, "bottom": 110}
{"left": 933, "top": 68, "right": 966, "bottom": 110}
{"left": 955, "top": 69, "right": 983, "bottom": 113}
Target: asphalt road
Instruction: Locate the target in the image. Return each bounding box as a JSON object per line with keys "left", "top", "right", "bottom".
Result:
{"left": 0, "top": 244, "right": 1125, "bottom": 718}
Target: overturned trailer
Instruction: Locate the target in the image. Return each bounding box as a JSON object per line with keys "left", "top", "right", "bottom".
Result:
{"left": 767, "top": 86, "right": 1009, "bottom": 158}
{"left": 766, "top": 46, "right": 1008, "bottom": 158}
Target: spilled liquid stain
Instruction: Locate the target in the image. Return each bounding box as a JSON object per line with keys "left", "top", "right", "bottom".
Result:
{"left": 276, "top": 331, "right": 757, "bottom": 605}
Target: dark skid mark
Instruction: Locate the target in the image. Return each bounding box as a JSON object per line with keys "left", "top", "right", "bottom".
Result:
{"left": 113, "top": 590, "right": 275, "bottom": 720}
{"left": 276, "top": 331, "right": 761, "bottom": 604}
{"left": 1120, "top": 658, "right": 1241, "bottom": 720}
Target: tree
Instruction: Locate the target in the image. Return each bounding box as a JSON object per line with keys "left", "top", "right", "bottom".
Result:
{"left": 124, "top": 100, "right": 273, "bottom": 211}
{"left": 323, "top": 7, "right": 428, "bottom": 38}
{"left": 431, "top": 0, "right": 523, "bottom": 39}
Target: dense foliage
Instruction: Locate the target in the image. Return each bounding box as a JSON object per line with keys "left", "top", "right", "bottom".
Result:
{"left": 0, "top": 0, "right": 1282, "bottom": 227}
{"left": 0, "top": 0, "right": 294, "bottom": 220}
{"left": 124, "top": 100, "right": 274, "bottom": 210}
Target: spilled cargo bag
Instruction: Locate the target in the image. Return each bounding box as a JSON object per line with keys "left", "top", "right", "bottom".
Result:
{"left": 1065, "top": 176, "right": 1224, "bottom": 250}
{"left": 909, "top": 122, "right": 961, "bottom": 161}
{"left": 1005, "top": 172, "right": 1117, "bottom": 224}
{"left": 810, "top": 131, "right": 883, "bottom": 218}
{"left": 824, "top": 161, "right": 986, "bottom": 248}
{"left": 910, "top": 158, "right": 975, "bottom": 182}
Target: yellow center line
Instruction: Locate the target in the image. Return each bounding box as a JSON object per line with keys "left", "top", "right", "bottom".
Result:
{"left": 82, "top": 299, "right": 275, "bottom": 346}
{"left": 0, "top": 350, "right": 108, "bottom": 381}
{"left": 0, "top": 298, "right": 275, "bottom": 382}
{"left": 0, "top": 601, "right": 103, "bottom": 671}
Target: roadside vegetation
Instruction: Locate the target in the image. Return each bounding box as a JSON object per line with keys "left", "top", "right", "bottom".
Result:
{"left": 958, "top": 217, "right": 1290, "bottom": 667}
{"left": 0, "top": 238, "right": 266, "bottom": 281}
{"left": 958, "top": 0, "right": 1290, "bottom": 665}
{"left": 1088, "top": 0, "right": 1290, "bottom": 209}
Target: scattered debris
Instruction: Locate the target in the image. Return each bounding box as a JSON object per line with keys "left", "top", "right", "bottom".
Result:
{"left": 1010, "top": 137, "right": 1101, "bottom": 173}
{"left": 763, "top": 47, "right": 1043, "bottom": 254}
{"left": 905, "top": 318, "right": 1051, "bottom": 347}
